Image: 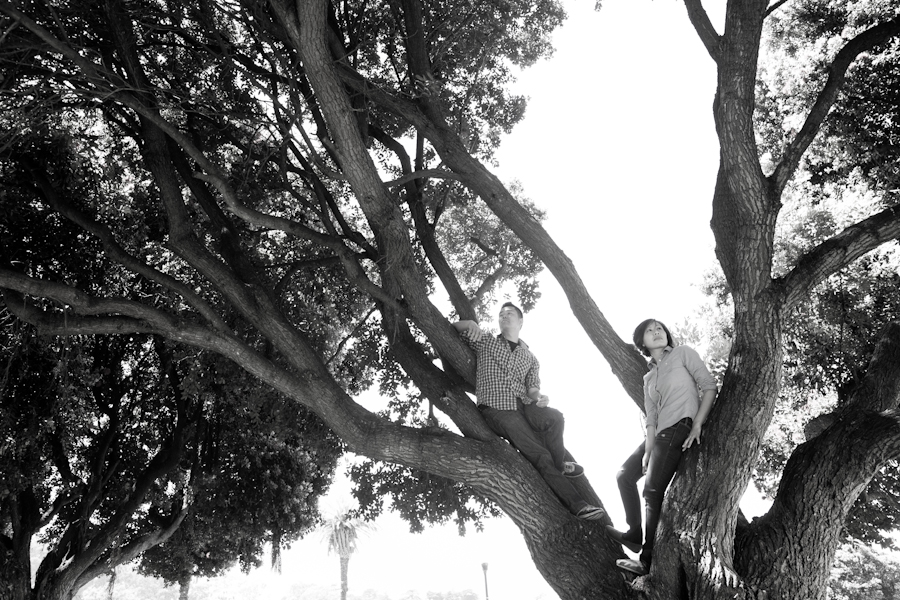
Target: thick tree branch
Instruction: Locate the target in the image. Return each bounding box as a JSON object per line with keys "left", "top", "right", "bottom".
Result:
{"left": 770, "top": 17, "right": 900, "bottom": 195}
{"left": 1, "top": 9, "right": 505, "bottom": 522}
{"left": 684, "top": 0, "right": 722, "bottom": 62}
{"left": 0, "top": 277, "right": 175, "bottom": 334}
{"left": 736, "top": 322, "right": 900, "bottom": 585}
{"left": 739, "top": 407, "right": 900, "bottom": 580}
{"left": 279, "top": 0, "right": 482, "bottom": 387}
{"left": 333, "top": 47, "right": 647, "bottom": 408}
{"left": 369, "top": 125, "right": 476, "bottom": 322}
{"left": 777, "top": 205, "right": 900, "bottom": 310}
{"left": 379, "top": 301, "right": 490, "bottom": 439}
{"left": 3, "top": 274, "right": 496, "bottom": 491}
{"left": 109, "top": 14, "right": 412, "bottom": 391}
{"left": 843, "top": 321, "right": 900, "bottom": 414}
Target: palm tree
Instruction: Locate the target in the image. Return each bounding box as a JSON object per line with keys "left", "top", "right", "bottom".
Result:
{"left": 319, "top": 508, "right": 373, "bottom": 600}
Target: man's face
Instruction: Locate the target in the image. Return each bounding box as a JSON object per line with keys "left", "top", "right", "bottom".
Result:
{"left": 498, "top": 306, "right": 523, "bottom": 333}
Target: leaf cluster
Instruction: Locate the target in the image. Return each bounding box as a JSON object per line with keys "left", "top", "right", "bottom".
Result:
{"left": 828, "top": 539, "right": 900, "bottom": 599}
{"left": 138, "top": 353, "right": 341, "bottom": 581}
{"left": 349, "top": 459, "right": 501, "bottom": 535}
{"left": 0, "top": 314, "right": 341, "bottom": 592}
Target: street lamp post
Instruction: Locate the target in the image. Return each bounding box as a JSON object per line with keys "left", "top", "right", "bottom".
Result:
{"left": 481, "top": 562, "right": 489, "bottom": 600}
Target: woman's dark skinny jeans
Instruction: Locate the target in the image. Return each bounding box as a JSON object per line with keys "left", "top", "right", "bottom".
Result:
{"left": 615, "top": 418, "right": 693, "bottom": 567}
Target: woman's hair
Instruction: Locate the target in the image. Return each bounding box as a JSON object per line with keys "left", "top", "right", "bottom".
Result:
{"left": 632, "top": 319, "right": 676, "bottom": 356}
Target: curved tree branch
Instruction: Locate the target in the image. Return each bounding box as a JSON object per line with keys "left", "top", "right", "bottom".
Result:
{"left": 764, "top": 0, "right": 790, "bottom": 18}
{"left": 736, "top": 322, "right": 900, "bottom": 586}
{"left": 777, "top": 205, "right": 900, "bottom": 310}
{"left": 0, "top": 277, "right": 176, "bottom": 334}
{"left": 770, "top": 17, "right": 900, "bottom": 195}
{"left": 0, "top": 268, "right": 500, "bottom": 492}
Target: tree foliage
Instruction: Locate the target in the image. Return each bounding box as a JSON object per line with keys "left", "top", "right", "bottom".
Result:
{"left": 136, "top": 352, "right": 340, "bottom": 585}
{"left": 828, "top": 541, "right": 900, "bottom": 600}
{"left": 0, "top": 319, "right": 339, "bottom": 599}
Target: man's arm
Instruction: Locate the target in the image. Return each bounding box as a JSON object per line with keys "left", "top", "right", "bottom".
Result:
{"left": 453, "top": 320, "right": 482, "bottom": 341}
{"left": 526, "top": 386, "right": 550, "bottom": 407}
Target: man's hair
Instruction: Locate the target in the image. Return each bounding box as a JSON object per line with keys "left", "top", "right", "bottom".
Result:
{"left": 632, "top": 318, "right": 676, "bottom": 357}
{"left": 500, "top": 301, "right": 523, "bottom": 319}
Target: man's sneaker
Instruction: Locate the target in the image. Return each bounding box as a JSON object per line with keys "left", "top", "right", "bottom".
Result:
{"left": 563, "top": 461, "right": 584, "bottom": 478}
{"left": 605, "top": 525, "right": 642, "bottom": 553}
{"left": 616, "top": 558, "right": 648, "bottom": 576}
{"left": 575, "top": 505, "right": 606, "bottom": 520}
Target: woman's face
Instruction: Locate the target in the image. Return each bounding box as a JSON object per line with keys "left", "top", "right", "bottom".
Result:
{"left": 642, "top": 321, "right": 669, "bottom": 352}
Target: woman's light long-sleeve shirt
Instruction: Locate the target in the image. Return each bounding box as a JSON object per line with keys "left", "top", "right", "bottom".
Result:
{"left": 644, "top": 345, "right": 718, "bottom": 432}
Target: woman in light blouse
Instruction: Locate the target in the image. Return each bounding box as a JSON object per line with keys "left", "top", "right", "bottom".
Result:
{"left": 607, "top": 319, "right": 718, "bottom": 576}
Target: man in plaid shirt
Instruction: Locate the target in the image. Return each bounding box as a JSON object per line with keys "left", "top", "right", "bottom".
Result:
{"left": 453, "top": 302, "right": 606, "bottom": 520}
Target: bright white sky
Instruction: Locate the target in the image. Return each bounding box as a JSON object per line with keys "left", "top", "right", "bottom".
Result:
{"left": 79, "top": 2, "right": 775, "bottom": 599}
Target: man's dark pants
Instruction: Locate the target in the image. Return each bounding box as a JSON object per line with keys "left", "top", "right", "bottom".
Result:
{"left": 616, "top": 417, "right": 693, "bottom": 566}
{"left": 479, "top": 400, "right": 587, "bottom": 514}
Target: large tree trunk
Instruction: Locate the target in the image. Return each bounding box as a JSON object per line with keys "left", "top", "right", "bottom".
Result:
{"left": 644, "top": 3, "right": 900, "bottom": 599}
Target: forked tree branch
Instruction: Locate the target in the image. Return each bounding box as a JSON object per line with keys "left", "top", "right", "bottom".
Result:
{"left": 770, "top": 17, "right": 900, "bottom": 195}
{"left": 684, "top": 0, "right": 722, "bottom": 62}
{"left": 285, "top": 0, "right": 485, "bottom": 387}
{"left": 738, "top": 322, "right": 900, "bottom": 578}
{"left": 369, "top": 125, "right": 476, "bottom": 322}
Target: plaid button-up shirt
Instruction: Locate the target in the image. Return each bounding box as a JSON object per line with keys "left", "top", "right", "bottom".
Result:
{"left": 462, "top": 329, "right": 541, "bottom": 411}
